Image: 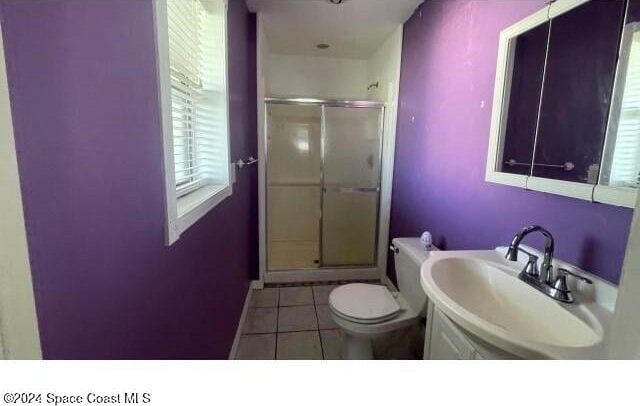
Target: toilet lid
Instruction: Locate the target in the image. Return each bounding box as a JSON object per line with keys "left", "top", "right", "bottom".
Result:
{"left": 329, "top": 283, "right": 400, "bottom": 322}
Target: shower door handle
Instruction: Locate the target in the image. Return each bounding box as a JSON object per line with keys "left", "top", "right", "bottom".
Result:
{"left": 322, "top": 186, "right": 380, "bottom": 193}
{"left": 337, "top": 187, "right": 380, "bottom": 193}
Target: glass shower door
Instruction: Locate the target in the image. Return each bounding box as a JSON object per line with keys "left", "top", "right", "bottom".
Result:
{"left": 321, "top": 106, "right": 383, "bottom": 267}
{"left": 266, "top": 104, "right": 322, "bottom": 270}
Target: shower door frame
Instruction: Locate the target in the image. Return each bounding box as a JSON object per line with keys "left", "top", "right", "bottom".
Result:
{"left": 261, "top": 97, "right": 386, "bottom": 283}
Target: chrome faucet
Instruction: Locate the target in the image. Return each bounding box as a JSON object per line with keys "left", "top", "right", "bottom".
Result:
{"left": 505, "top": 225, "right": 554, "bottom": 283}
{"left": 505, "top": 225, "right": 591, "bottom": 303}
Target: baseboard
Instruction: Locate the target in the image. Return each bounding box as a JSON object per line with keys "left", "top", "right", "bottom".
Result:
{"left": 228, "top": 281, "right": 259, "bottom": 360}
{"left": 251, "top": 279, "right": 264, "bottom": 290}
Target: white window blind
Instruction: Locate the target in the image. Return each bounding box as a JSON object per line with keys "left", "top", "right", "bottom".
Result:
{"left": 167, "top": 0, "right": 229, "bottom": 198}
{"left": 609, "top": 26, "right": 640, "bottom": 188}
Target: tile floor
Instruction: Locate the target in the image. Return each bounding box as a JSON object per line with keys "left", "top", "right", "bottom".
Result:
{"left": 235, "top": 284, "right": 344, "bottom": 360}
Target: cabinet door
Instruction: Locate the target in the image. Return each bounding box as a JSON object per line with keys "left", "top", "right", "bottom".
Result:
{"left": 500, "top": 22, "right": 549, "bottom": 176}
{"left": 428, "top": 308, "right": 519, "bottom": 360}
{"left": 533, "top": 0, "right": 626, "bottom": 183}
{"left": 429, "top": 309, "right": 475, "bottom": 360}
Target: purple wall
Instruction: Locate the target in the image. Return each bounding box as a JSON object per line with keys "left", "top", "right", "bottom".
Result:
{"left": 390, "top": 0, "right": 633, "bottom": 284}
{"left": 1, "top": 0, "right": 257, "bottom": 359}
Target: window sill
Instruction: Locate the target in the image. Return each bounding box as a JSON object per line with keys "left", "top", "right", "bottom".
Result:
{"left": 167, "top": 184, "right": 232, "bottom": 245}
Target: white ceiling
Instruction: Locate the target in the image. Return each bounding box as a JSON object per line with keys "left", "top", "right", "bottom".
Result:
{"left": 246, "top": 0, "right": 424, "bottom": 59}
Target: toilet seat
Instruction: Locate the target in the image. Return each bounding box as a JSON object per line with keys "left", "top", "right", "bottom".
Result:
{"left": 329, "top": 283, "right": 401, "bottom": 324}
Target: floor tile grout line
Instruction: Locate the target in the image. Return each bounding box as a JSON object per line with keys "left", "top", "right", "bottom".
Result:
{"left": 278, "top": 304, "right": 315, "bottom": 308}
{"left": 274, "top": 289, "right": 280, "bottom": 360}
{"left": 278, "top": 328, "right": 321, "bottom": 333}
{"left": 311, "top": 287, "right": 325, "bottom": 360}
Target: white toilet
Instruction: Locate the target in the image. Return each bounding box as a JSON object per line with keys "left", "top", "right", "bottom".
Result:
{"left": 329, "top": 238, "right": 431, "bottom": 359}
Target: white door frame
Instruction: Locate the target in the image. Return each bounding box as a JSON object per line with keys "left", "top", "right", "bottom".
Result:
{"left": 256, "top": 14, "right": 267, "bottom": 288}
{"left": 259, "top": 100, "right": 387, "bottom": 285}
{"left": 0, "top": 21, "right": 43, "bottom": 359}
{"left": 607, "top": 192, "right": 640, "bottom": 358}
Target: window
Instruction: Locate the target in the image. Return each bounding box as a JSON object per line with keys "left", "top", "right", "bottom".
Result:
{"left": 605, "top": 23, "right": 640, "bottom": 189}
{"left": 154, "top": 0, "right": 231, "bottom": 244}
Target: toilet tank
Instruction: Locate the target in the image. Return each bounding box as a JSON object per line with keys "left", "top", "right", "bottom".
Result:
{"left": 392, "top": 238, "right": 433, "bottom": 315}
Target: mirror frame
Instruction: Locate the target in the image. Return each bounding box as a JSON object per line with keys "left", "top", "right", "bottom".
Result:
{"left": 486, "top": 0, "right": 637, "bottom": 208}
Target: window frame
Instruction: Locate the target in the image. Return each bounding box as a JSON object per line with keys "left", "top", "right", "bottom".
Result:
{"left": 601, "top": 22, "right": 640, "bottom": 188}
{"left": 595, "top": 20, "right": 640, "bottom": 208}
{"left": 153, "top": 0, "right": 233, "bottom": 245}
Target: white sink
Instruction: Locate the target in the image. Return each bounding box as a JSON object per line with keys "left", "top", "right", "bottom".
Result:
{"left": 420, "top": 250, "right": 613, "bottom": 359}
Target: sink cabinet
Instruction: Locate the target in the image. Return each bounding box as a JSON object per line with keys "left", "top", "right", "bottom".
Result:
{"left": 420, "top": 249, "right": 615, "bottom": 359}
{"left": 424, "top": 303, "right": 518, "bottom": 360}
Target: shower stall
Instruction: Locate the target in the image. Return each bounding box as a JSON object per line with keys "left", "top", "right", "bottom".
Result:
{"left": 264, "top": 98, "right": 384, "bottom": 273}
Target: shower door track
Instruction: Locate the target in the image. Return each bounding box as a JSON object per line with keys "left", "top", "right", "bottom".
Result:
{"left": 262, "top": 97, "right": 387, "bottom": 284}
{"left": 265, "top": 97, "right": 385, "bottom": 109}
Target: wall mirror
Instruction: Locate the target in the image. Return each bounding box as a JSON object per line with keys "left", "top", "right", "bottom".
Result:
{"left": 487, "top": 0, "right": 639, "bottom": 207}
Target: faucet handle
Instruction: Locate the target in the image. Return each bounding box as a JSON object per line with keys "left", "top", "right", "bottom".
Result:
{"left": 522, "top": 257, "right": 539, "bottom": 277}
{"left": 509, "top": 247, "right": 539, "bottom": 277}
{"left": 552, "top": 273, "right": 570, "bottom": 293}
{"left": 550, "top": 268, "right": 592, "bottom": 304}
{"left": 557, "top": 268, "right": 593, "bottom": 285}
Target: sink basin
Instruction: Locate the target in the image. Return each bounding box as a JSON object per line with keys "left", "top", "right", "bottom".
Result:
{"left": 420, "top": 250, "right": 610, "bottom": 359}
